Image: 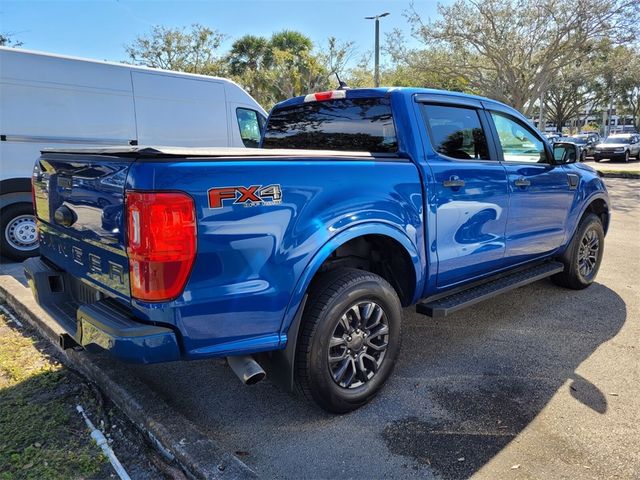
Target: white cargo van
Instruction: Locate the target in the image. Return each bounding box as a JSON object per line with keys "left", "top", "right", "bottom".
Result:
{"left": 0, "top": 47, "right": 267, "bottom": 260}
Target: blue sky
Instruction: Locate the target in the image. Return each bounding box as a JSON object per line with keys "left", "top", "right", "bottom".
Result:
{"left": 1, "top": 0, "right": 444, "bottom": 65}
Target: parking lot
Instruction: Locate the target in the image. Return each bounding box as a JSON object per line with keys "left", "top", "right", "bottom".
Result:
{"left": 1, "top": 178, "right": 638, "bottom": 479}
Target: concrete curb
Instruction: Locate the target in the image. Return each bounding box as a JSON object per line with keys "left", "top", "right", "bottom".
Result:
{"left": 0, "top": 275, "right": 257, "bottom": 480}
{"left": 597, "top": 171, "right": 640, "bottom": 179}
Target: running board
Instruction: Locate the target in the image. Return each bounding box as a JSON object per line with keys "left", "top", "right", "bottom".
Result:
{"left": 416, "top": 262, "right": 564, "bottom": 318}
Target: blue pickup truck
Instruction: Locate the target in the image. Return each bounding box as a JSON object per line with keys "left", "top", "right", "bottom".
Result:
{"left": 25, "top": 87, "right": 610, "bottom": 412}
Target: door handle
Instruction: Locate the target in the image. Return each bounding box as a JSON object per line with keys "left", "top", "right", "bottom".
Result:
{"left": 443, "top": 176, "right": 465, "bottom": 189}
{"left": 514, "top": 177, "right": 531, "bottom": 187}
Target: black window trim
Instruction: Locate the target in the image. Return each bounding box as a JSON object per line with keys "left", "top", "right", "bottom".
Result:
{"left": 415, "top": 93, "right": 483, "bottom": 109}
{"left": 419, "top": 101, "right": 500, "bottom": 163}
{"left": 486, "top": 109, "right": 554, "bottom": 165}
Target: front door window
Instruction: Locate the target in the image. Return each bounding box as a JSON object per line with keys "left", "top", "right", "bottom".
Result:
{"left": 491, "top": 112, "right": 547, "bottom": 163}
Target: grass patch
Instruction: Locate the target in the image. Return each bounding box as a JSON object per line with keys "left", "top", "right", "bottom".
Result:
{"left": 0, "top": 306, "right": 108, "bottom": 480}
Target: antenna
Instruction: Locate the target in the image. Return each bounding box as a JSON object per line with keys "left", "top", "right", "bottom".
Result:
{"left": 335, "top": 73, "right": 349, "bottom": 90}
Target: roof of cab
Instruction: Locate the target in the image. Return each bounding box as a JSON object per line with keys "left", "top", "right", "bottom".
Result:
{"left": 271, "top": 86, "right": 508, "bottom": 111}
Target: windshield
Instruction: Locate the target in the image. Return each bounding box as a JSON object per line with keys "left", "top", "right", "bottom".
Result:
{"left": 263, "top": 97, "right": 397, "bottom": 152}
{"left": 604, "top": 137, "right": 631, "bottom": 144}
{"left": 566, "top": 137, "right": 586, "bottom": 144}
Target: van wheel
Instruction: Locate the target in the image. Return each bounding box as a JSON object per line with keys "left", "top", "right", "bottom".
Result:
{"left": 1, "top": 203, "right": 39, "bottom": 261}
{"left": 552, "top": 213, "right": 604, "bottom": 290}
{"left": 295, "top": 268, "right": 402, "bottom": 413}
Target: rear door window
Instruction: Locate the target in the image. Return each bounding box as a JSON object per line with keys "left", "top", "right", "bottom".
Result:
{"left": 421, "top": 104, "right": 491, "bottom": 160}
{"left": 263, "top": 97, "right": 397, "bottom": 152}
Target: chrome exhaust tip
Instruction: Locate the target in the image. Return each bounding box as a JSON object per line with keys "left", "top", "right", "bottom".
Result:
{"left": 227, "top": 355, "right": 266, "bottom": 385}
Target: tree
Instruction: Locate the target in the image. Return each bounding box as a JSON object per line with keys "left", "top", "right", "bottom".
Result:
{"left": 227, "top": 31, "right": 353, "bottom": 108}
{"left": 227, "top": 35, "right": 272, "bottom": 75}
{"left": 270, "top": 30, "right": 313, "bottom": 53}
{"left": 125, "top": 24, "right": 226, "bottom": 75}
{"left": 0, "top": 33, "right": 23, "bottom": 47}
{"left": 318, "top": 37, "right": 355, "bottom": 80}
{"left": 545, "top": 68, "right": 596, "bottom": 132}
{"left": 259, "top": 34, "right": 330, "bottom": 104}
{"left": 407, "top": 0, "right": 639, "bottom": 115}
{"left": 610, "top": 47, "right": 640, "bottom": 128}
{"left": 347, "top": 29, "right": 469, "bottom": 91}
{"left": 381, "top": 29, "right": 470, "bottom": 91}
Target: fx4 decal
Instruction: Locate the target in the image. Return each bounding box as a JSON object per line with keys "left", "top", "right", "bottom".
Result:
{"left": 208, "top": 184, "right": 283, "bottom": 209}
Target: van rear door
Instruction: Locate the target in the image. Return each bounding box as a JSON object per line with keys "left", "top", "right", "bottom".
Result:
{"left": 131, "top": 72, "right": 228, "bottom": 147}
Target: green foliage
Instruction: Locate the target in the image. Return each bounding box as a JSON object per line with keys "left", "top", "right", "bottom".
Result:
{"left": 123, "top": 12, "right": 638, "bottom": 123}
{"left": 609, "top": 46, "right": 640, "bottom": 128}
{"left": 226, "top": 31, "right": 354, "bottom": 108}
{"left": 407, "top": 0, "right": 639, "bottom": 115}
{"left": 125, "top": 23, "right": 227, "bottom": 75}
{"left": 128, "top": 27, "right": 354, "bottom": 108}
{"left": 0, "top": 33, "right": 23, "bottom": 48}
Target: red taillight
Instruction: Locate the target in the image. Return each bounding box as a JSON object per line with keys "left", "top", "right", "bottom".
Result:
{"left": 125, "top": 191, "right": 196, "bottom": 302}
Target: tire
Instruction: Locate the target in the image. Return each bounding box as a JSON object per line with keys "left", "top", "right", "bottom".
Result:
{"left": 624, "top": 151, "right": 630, "bottom": 163}
{"left": 580, "top": 151, "right": 586, "bottom": 162}
{"left": 552, "top": 213, "right": 604, "bottom": 290}
{"left": 595, "top": 158, "right": 601, "bottom": 163}
{"left": 1, "top": 203, "right": 39, "bottom": 261}
{"left": 295, "top": 268, "right": 402, "bottom": 413}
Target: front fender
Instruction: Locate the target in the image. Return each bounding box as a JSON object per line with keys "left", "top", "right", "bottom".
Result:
{"left": 279, "top": 221, "right": 424, "bottom": 340}
{"left": 562, "top": 189, "right": 610, "bottom": 255}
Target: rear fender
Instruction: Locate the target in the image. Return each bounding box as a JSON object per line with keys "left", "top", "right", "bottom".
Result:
{"left": 266, "top": 222, "right": 422, "bottom": 390}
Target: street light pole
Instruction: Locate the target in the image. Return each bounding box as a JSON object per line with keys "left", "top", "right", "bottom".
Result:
{"left": 365, "top": 12, "right": 389, "bottom": 87}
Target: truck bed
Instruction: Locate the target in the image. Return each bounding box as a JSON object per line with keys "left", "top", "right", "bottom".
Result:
{"left": 42, "top": 145, "right": 400, "bottom": 159}
{"left": 31, "top": 146, "right": 422, "bottom": 361}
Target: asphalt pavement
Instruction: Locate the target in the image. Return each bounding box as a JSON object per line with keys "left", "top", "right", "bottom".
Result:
{"left": 1, "top": 178, "right": 638, "bottom": 479}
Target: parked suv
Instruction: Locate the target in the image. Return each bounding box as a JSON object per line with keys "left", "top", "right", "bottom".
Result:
{"left": 594, "top": 134, "right": 640, "bottom": 162}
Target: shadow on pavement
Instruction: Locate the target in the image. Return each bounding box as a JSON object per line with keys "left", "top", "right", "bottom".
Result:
{"left": 127, "top": 280, "right": 626, "bottom": 479}
{"left": 0, "top": 257, "right": 28, "bottom": 286}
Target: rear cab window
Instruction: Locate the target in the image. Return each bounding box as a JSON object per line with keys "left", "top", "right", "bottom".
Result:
{"left": 262, "top": 97, "right": 397, "bottom": 152}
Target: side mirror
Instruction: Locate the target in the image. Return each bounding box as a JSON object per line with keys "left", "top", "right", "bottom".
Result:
{"left": 553, "top": 142, "right": 579, "bottom": 164}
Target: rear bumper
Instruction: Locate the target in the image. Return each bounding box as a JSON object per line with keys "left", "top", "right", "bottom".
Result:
{"left": 23, "top": 257, "right": 181, "bottom": 364}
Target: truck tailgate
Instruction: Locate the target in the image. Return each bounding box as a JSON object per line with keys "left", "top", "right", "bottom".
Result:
{"left": 33, "top": 153, "right": 132, "bottom": 301}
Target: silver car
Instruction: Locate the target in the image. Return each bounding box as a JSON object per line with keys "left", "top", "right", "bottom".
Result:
{"left": 593, "top": 134, "right": 640, "bottom": 163}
